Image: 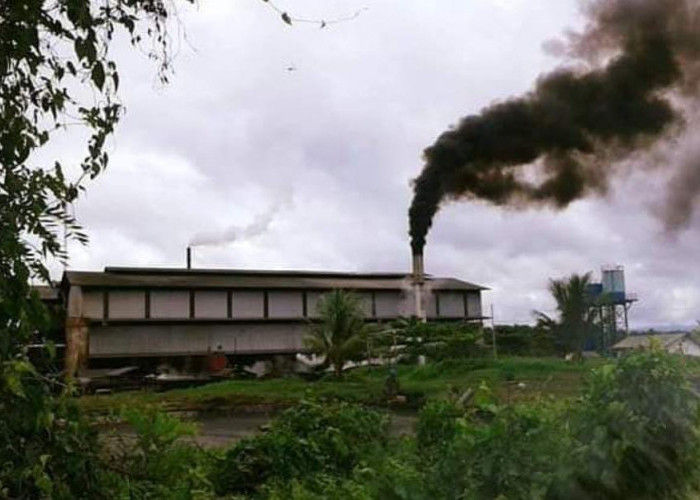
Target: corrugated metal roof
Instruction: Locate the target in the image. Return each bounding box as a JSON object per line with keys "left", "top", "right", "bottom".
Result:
{"left": 62, "top": 268, "right": 488, "bottom": 291}
{"left": 612, "top": 333, "right": 689, "bottom": 350}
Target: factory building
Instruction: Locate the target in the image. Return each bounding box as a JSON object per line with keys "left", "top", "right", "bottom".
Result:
{"left": 61, "top": 266, "right": 488, "bottom": 374}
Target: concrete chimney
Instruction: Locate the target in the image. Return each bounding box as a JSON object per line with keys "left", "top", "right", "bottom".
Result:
{"left": 186, "top": 246, "right": 192, "bottom": 270}
{"left": 412, "top": 252, "right": 426, "bottom": 320}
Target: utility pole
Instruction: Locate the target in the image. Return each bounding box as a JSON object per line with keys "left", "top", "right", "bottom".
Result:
{"left": 491, "top": 304, "right": 497, "bottom": 359}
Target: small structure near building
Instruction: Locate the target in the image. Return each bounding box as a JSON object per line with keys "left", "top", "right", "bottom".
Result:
{"left": 586, "top": 266, "right": 638, "bottom": 333}
{"left": 612, "top": 333, "right": 700, "bottom": 357}
{"left": 586, "top": 265, "right": 638, "bottom": 352}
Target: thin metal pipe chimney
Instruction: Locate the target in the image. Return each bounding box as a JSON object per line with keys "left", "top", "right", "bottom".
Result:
{"left": 412, "top": 251, "right": 426, "bottom": 321}
{"left": 186, "top": 246, "right": 192, "bottom": 270}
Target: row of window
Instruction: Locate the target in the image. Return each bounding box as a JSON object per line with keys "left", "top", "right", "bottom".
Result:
{"left": 79, "top": 289, "right": 481, "bottom": 321}
{"left": 82, "top": 289, "right": 396, "bottom": 320}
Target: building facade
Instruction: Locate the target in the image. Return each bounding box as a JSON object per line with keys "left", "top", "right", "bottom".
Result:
{"left": 61, "top": 267, "right": 487, "bottom": 373}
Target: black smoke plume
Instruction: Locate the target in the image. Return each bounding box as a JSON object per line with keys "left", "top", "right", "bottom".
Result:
{"left": 409, "top": 0, "right": 700, "bottom": 254}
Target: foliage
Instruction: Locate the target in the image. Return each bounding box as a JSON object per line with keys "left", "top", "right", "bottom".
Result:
{"left": 0, "top": 375, "right": 104, "bottom": 499}
{"left": 77, "top": 351, "right": 700, "bottom": 500}
{"left": 101, "top": 407, "right": 218, "bottom": 499}
{"left": 549, "top": 348, "right": 700, "bottom": 500}
{"left": 413, "top": 387, "right": 568, "bottom": 500}
{"left": 378, "top": 319, "right": 483, "bottom": 363}
{"left": 449, "top": 403, "right": 567, "bottom": 500}
{"left": 304, "top": 290, "right": 369, "bottom": 376}
{"left": 212, "top": 400, "right": 388, "bottom": 497}
{"left": 415, "top": 399, "right": 462, "bottom": 459}
{"left": 263, "top": 473, "right": 372, "bottom": 500}
{"left": 1, "top": 1, "right": 190, "bottom": 496}
{"left": 1, "top": 0, "right": 184, "bottom": 299}
{"left": 484, "top": 324, "right": 557, "bottom": 357}
{"left": 535, "top": 273, "right": 600, "bottom": 359}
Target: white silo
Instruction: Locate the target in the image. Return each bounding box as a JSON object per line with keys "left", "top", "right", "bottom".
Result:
{"left": 602, "top": 265, "right": 625, "bottom": 300}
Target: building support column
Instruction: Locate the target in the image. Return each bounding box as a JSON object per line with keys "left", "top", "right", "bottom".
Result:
{"left": 65, "top": 317, "right": 89, "bottom": 378}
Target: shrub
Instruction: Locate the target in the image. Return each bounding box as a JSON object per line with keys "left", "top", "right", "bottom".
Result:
{"left": 387, "top": 320, "right": 484, "bottom": 362}
{"left": 0, "top": 377, "right": 104, "bottom": 499}
{"left": 263, "top": 474, "right": 372, "bottom": 500}
{"left": 102, "top": 407, "right": 217, "bottom": 499}
{"left": 484, "top": 324, "right": 557, "bottom": 357}
{"left": 212, "top": 400, "right": 388, "bottom": 496}
{"left": 423, "top": 401, "right": 567, "bottom": 500}
{"left": 416, "top": 399, "right": 462, "bottom": 458}
{"left": 548, "top": 348, "right": 700, "bottom": 499}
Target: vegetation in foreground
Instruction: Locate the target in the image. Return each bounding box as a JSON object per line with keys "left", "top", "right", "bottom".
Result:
{"left": 78, "top": 349, "right": 700, "bottom": 499}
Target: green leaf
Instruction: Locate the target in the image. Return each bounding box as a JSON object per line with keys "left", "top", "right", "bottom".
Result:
{"left": 4, "top": 371, "right": 25, "bottom": 398}
{"left": 91, "top": 62, "right": 105, "bottom": 90}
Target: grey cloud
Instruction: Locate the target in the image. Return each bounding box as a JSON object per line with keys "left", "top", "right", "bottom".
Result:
{"left": 54, "top": 0, "right": 700, "bottom": 330}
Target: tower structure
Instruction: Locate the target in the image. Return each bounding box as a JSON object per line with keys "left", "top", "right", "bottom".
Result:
{"left": 586, "top": 266, "right": 638, "bottom": 351}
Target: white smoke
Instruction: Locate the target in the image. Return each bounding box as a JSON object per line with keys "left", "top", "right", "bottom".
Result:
{"left": 189, "top": 192, "right": 293, "bottom": 247}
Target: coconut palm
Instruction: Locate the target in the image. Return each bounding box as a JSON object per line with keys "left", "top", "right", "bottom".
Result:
{"left": 304, "top": 289, "right": 368, "bottom": 377}
{"left": 535, "top": 273, "right": 599, "bottom": 360}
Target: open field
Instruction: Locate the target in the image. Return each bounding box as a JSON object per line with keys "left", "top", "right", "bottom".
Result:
{"left": 80, "top": 357, "right": 612, "bottom": 414}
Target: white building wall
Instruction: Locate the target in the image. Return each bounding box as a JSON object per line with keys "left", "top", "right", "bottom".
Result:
{"left": 396, "top": 291, "right": 414, "bottom": 317}
{"left": 109, "top": 291, "right": 145, "bottom": 319}
{"left": 67, "top": 285, "right": 83, "bottom": 317}
{"left": 151, "top": 291, "right": 189, "bottom": 319}
{"left": 669, "top": 339, "right": 700, "bottom": 357}
{"left": 89, "top": 323, "right": 306, "bottom": 356}
{"left": 467, "top": 292, "right": 482, "bottom": 318}
{"left": 375, "top": 291, "right": 400, "bottom": 318}
{"left": 268, "top": 291, "right": 303, "bottom": 318}
{"left": 438, "top": 292, "right": 465, "bottom": 318}
{"left": 82, "top": 291, "right": 103, "bottom": 319}
{"left": 195, "top": 291, "right": 228, "bottom": 319}
{"left": 232, "top": 291, "right": 264, "bottom": 318}
{"left": 424, "top": 289, "right": 437, "bottom": 318}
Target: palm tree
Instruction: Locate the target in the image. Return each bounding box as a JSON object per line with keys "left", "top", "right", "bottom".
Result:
{"left": 304, "top": 289, "right": 368, "bottom": 377}
{"left": 535, "top": 273, "right": 598, "bottom": 360}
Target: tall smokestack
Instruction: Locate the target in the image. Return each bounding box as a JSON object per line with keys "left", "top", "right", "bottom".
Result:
{"left": 409, "top": 0, "right": 700, "bottom": 252}
{"left": 186, "top": 246, "right": 192, "bottom": 270}
{"left": 412, "top": 251, "right": 426, "bottom": 321}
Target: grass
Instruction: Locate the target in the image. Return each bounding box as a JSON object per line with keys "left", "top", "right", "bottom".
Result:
{"left": 80, "top": 357, "right": 611, "bottom": 414}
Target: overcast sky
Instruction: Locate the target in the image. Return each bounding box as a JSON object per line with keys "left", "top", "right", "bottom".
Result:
{"left": 50, "top": 0, "right": 700, "bottom": 329}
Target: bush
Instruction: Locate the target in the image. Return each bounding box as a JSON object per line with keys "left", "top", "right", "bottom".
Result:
{"left": 416, "top": 399, "right": 462, "bottom": 458}
{"left": 0, "top": 372, "right": 104, "bottom": 499}
{"left": 212, "top": 400, "right": 388, "bottom": 496}
{"left": 387, "top": 320, "right": 484, "bottom": 362}
{"left": 422, "top": 400, "right": 567, "bottom": 500}
{"left": 102, "top": 407, "right": 217, "bottom": 499}
{"left": 549, "top": 348, "right": 700, "bottom": 499}
{"left": 263, "top": 474, "right": 372, "bottom": 500}
{"left": 484, "top": 324, "right": 557, "bottom": 357}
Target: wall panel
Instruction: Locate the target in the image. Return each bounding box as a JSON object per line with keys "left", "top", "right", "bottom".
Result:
{"left": 109, "top": 291, "right": 145, "bottom": 319}
{"left": 195, "top": 291, "right": 228, "bottom": 318}
{"left": 232, "top": 291, "right": 264, "bottom": 318}
{"left": 268, "top": 291, "right": 303, "bottom": 318}
{"left": 151, "top": 291, "right": 189, "bottom": 319}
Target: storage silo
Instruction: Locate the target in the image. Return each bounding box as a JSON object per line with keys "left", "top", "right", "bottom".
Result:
{"left": 602, "top": 266, "right": 626, "bottom": 303}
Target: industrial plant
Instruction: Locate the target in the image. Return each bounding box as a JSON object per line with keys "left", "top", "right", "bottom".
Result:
{"left": 60, "top": 253, "right": 487, "bottom": 376}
